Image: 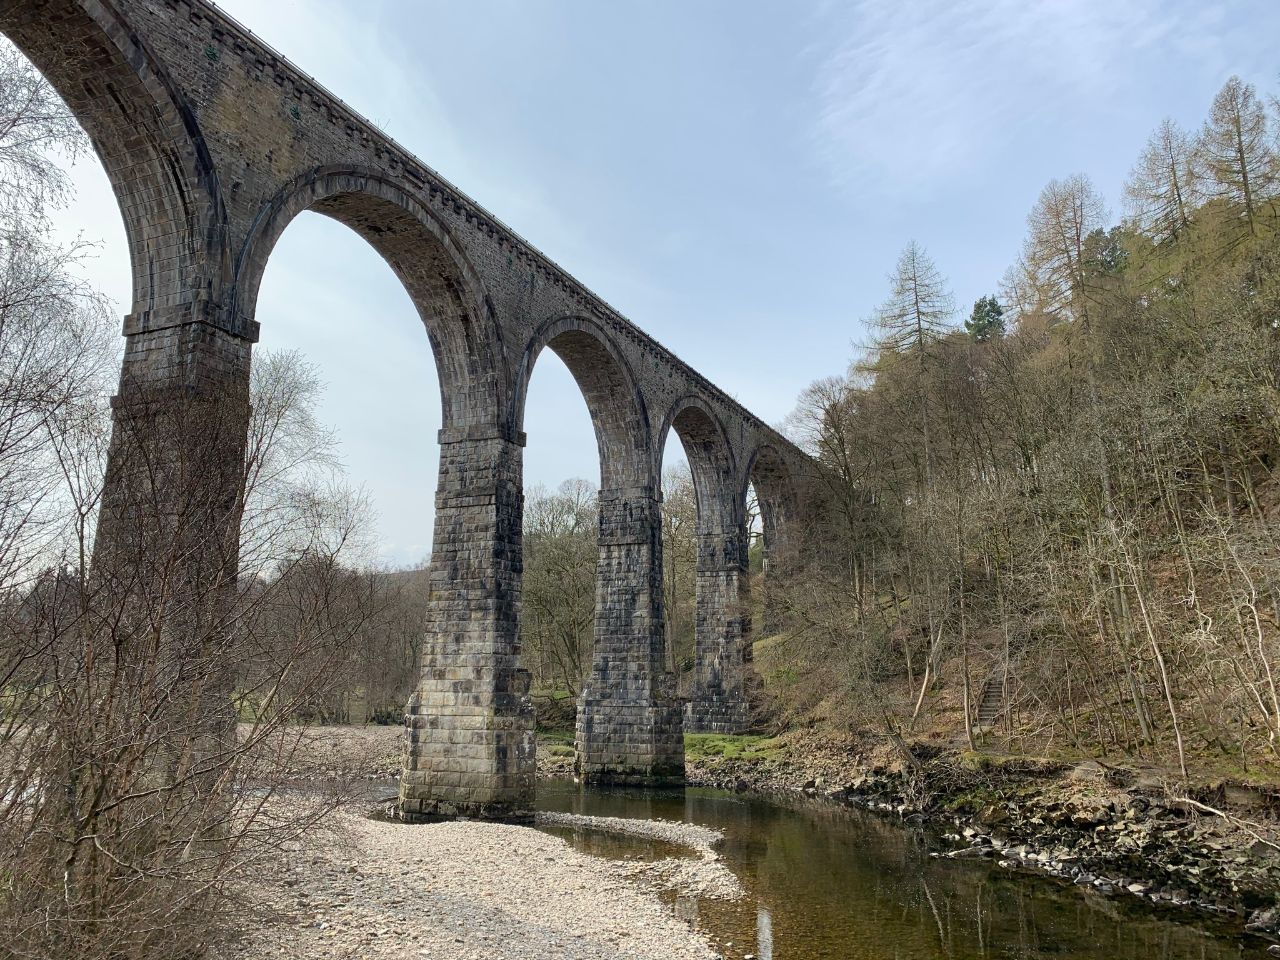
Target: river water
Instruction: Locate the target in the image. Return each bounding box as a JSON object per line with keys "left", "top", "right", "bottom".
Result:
{"left": 535, "top": 778, "right": 1271, "bottom": 960}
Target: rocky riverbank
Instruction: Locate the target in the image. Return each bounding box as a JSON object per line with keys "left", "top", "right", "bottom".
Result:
{"left": 264, "top": 723, "right": 1280, "bottom": 941}
{"left": 682, "top": 730, "right": 1280, "bottom": 940}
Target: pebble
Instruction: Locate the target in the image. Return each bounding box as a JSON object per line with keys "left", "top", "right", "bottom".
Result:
{"left": 229, "top": 808, "right": 725, "bottom": 960}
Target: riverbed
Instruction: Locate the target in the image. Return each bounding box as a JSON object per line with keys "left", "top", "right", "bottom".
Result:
{"left": 242, "top": 747, "right": 1275, "bottom": 959}
{"left": 536, "top": 779, "right": 1273, "bottom": 959}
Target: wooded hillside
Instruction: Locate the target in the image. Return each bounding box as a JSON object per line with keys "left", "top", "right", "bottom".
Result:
{"left": 775, "top": 75, "right": 1280, "bottom": 780}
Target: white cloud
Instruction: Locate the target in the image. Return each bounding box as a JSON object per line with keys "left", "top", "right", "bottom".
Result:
{"left": 808, "top": 0, "right": 1223, "bottom": 196}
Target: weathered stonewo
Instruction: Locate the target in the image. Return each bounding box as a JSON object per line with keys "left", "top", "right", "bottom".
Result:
{"left": 92, "top": 302, "right": 254, "bottom": 770}
{"left": 5, "top": 0, "right": 814, "bottom": 819}
{"left": 400, "top": 433, "right": 535, "bottom": 821}
{"left": 684, "top": 526, "right": 752, "bottom": 734}
{"left": 576, "top": 489, "right": 684, "bottom": 784}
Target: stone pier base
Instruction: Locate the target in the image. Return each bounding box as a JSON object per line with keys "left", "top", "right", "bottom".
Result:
{"left": 683, "top": 693, "right": 750, "bottom": 735}
{"left": 400, "top": 683, "right": 536, "bottom": 822}
{"left": 575, "top": 691, "right": 685, "bottom": 786}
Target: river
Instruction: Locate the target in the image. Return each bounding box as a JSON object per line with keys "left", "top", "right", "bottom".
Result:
{"left": 535, "top": 778, "right": 1271, "bottom": 960}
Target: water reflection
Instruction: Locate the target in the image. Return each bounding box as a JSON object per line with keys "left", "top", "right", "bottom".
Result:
{"left": 757, "top": 904, "right": 774, "bottom": 960}
{"left": 536, "top": 779, "right": 1270, "bottom": 960}
{"left": 675, "top": 893, "right": 700, "bottom": 925}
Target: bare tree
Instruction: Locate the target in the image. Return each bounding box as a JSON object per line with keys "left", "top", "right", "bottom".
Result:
{"left": 869, "top": 241, "right": 955, "bottom": 482}
{"left": 0, "top": 40, "right": 86, "bottom": 226}
{"left": 521, "top": 479, "right": 597, "bottom": 700}
{"left": 1199, "top": 75, "right": 1276, "bottom": 234}
{"left": 1126, "top": 118, "right": 1197, "bottom": 242}
{"left": 0, "top": 44, "right": 389, "bottom": 958}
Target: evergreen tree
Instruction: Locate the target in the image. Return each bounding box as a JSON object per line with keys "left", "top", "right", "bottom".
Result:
{"left": 965, "top": 295, "right": 1005, "bottom": 342}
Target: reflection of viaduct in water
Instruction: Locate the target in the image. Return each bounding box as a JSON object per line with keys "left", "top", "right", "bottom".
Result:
{"left": 6, "top": 0, "right": 814, "bottom": 819}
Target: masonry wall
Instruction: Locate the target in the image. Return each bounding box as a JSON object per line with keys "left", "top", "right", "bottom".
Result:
{"left": 3, "top": 0, "right": 816, "bottom": 818}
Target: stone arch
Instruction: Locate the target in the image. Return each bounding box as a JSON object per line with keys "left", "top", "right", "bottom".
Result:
{"left": 661, "top": 399, "right": 751, "bottom": 734}
{"left": 657, "top": 395, "right": 738, "bottom": 533}
{"left": 233, "top": 167, "right": 504, "bottom": 429}
{"left": 743, "top": 443, "right": 797, "bottom": 552}
{"left": 514, "top": 315, "right": 651, "bottom": 490}
{"left": 0, "top": 0, "right": 226, "bottom": 319}
{"left": 743, "top": 443, "right": 798, "bottom": 637}
{"left": 517, "top": 316, "right": 680, "bottom": 783}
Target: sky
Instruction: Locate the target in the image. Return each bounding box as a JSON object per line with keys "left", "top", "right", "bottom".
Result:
{"left": 50, "top": 0, "right": 1280, "bottom": 567}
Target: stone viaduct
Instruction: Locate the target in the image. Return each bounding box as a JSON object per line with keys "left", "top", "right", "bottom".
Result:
{"left": 3, "top": 0, "right": 813, "bottom": 820}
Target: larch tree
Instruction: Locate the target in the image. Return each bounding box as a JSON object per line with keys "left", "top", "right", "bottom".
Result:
{"left": 1020, "top": 175, "right": 1112, "bottom": 501}
{"left": 1199, "top": 75, "right": 1276, "bottom": 235}
{"left": 1020, "top": 174, "right": 1109, "bottom": 327}
{"left": 1125, "top": 117, "right": 1197, "bottom": 243}
{"left": 870, "top": 240, "right": 955, "bottom": 481}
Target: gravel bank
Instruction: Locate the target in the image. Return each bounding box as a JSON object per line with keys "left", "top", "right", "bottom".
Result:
{"left": 536, "top": 812, "right": 743, "bottom": 900}
{"left": 235, "top": 810, "right": 725, "bottom": 960}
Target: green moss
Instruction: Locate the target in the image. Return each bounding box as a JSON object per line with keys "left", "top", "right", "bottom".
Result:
{"left": 957, "top": 750, "right": 1052, "bottom": 773}
{"left": 957, "top": 750, "right": 999, "bottom": 772}
{"left": 940, "top": 785, "right": 1001, "bottom": 813}
{"left": 685, "top": 733, "right": 785, "bottom": 763}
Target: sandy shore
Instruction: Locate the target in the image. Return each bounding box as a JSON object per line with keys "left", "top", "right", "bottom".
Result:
{"left": 234, "top": 809, "right": 731, "bottom": 960}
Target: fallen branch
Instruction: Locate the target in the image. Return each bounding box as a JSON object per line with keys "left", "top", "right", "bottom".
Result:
{"left": 1172, "top": 794, "right": 1280, "bottom": 853}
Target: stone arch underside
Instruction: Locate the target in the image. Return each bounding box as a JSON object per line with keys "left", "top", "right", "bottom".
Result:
{"left": 664, "top": 399, "right": 737, "bottom": 533}
{"left": 664, "top": 401, "right": 754, "bottom": 733}
{"left": 0, "top": 0, "right": 225, "bottom": 325}
{"left": 234, "top": 170, "right": 505, "bottom": 430}
{"left": 515, "top": 317, "right": 650, "bottom": 490}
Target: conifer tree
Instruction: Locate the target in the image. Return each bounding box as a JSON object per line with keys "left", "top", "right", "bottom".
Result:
{"left": 872, "top": 241, "right": 955, "bottom": 355}
{"left": 965, "top": 295, "right": 1005, "bottom": 342}
{"left": 1200, "top": 75, "right": 1276, "bottom": 234}
{"left": 870, "top": 241, "right": 954, "bottom": 481}
{"left": 1125, "top": 117, "right": 1196, "bottom": 242}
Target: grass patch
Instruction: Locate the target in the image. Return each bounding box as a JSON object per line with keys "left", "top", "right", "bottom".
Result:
{"left": 532, "top": 688, "right": 575, "bottom": 702}
{"left": 536, "top": 728, "right": 576, "bottom": 759}
{"left": 685, "top": 733, "right": 785, "bottom": 763}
